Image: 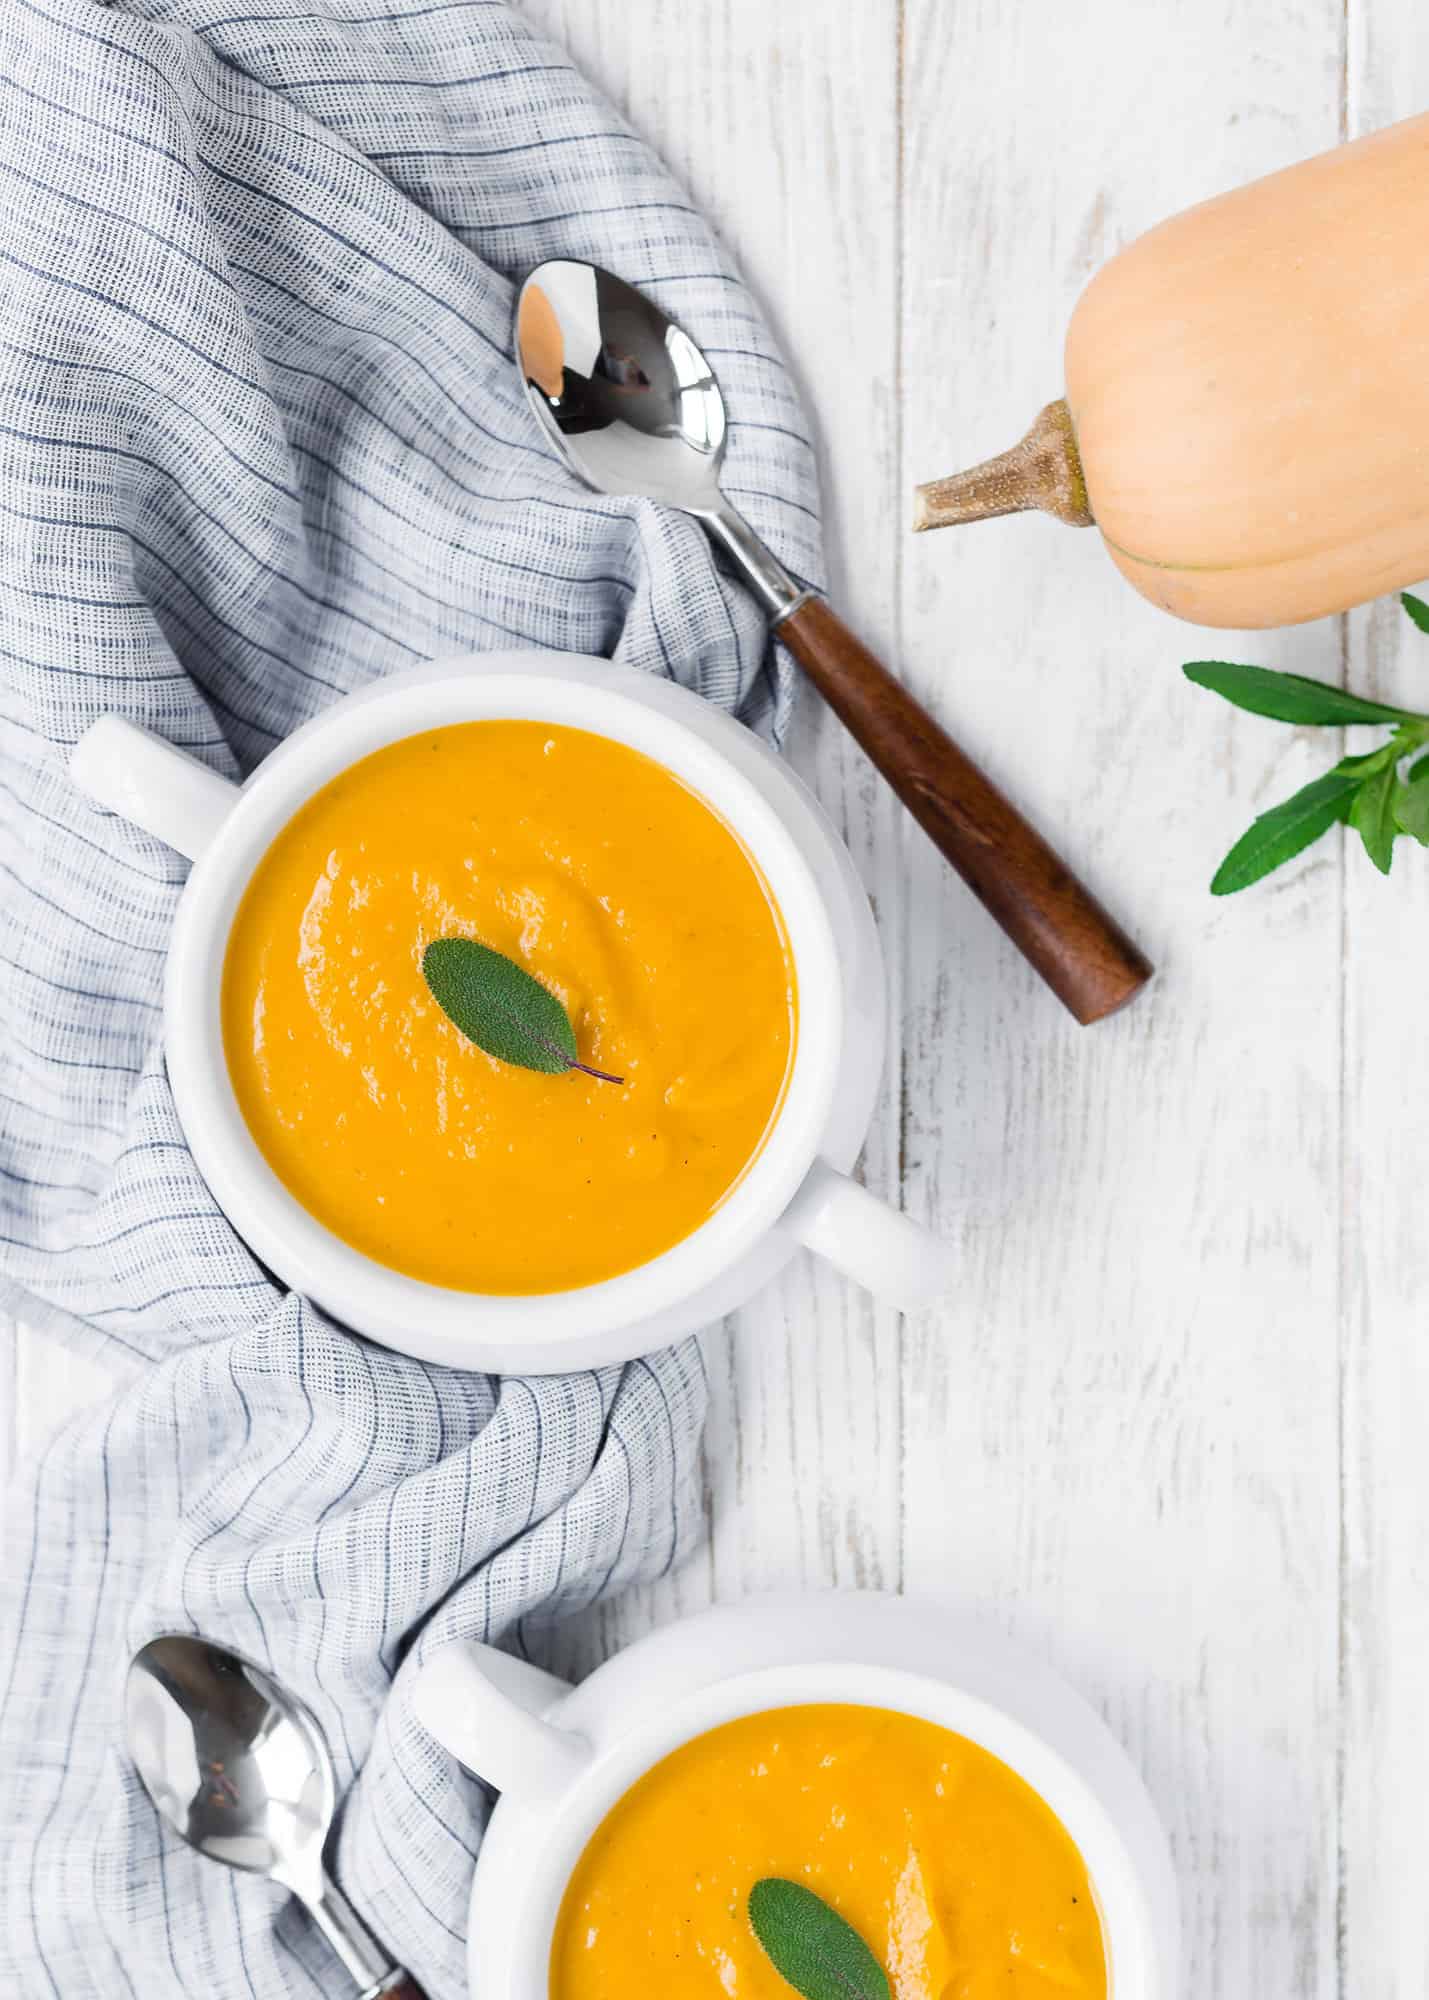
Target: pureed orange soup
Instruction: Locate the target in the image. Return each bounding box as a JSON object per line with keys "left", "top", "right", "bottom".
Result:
{"left": 550, "top": 1704, "right": 1107, "bottom": 2000}
{"left": 221, "top": 721, "right": 796, "bottom": 1293}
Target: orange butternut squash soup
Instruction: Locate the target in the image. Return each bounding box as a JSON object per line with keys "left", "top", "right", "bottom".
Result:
{"left": 221, "top": 721, "right": 796, "bottom": 1293}
{"left": 550, "top": 1704, "right": 1107, "bottom": 2000}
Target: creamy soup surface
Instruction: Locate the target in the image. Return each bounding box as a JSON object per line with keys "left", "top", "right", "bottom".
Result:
{"left": 221, "top": 721, "right": 796, "bottom": 1293}
{"left": 549, "top": 1703, "right": 1108, "bottom": 2000}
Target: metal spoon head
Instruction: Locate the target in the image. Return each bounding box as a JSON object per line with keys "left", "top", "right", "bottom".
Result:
{"left": 516, "top": 258, "right": 727, "bottom": 507}
{"left": 125, "top": 1635, "right": 335, "bottom": 1891}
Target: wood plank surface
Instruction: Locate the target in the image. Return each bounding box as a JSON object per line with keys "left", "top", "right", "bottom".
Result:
{"left": 895, "top": 8, "right": 1347, "bottom": 1997}
{"left": 1339, "top": 10, "right": 1429, "bottom": 1997}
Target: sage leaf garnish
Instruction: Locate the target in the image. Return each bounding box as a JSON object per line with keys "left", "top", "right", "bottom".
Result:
{"left": 421, "top": 937, "right": 622, "bottom": 1084}
{"left": 1188, "top": 594, "right": 1429, "bottom": 893}
{"left": 747, "top": 1879, "right": 889, "bottom": 2000}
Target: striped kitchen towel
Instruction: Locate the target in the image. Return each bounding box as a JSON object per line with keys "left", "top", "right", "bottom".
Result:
{"left": 0, "top": 2, "right": 822, "bottom": 1994}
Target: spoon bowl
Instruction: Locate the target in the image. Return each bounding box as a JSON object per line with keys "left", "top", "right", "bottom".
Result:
{"left": 518, "top": 259, "right": 802, "bottom": 617}
{"left": 518, "top": 260, "right": 726, "bottom": 505}
{"left": 125, "top": 1634, "right": 422, "bottom": 1996}
{"left": 126, "top": 1635, "right": 335, "bottom": 1889}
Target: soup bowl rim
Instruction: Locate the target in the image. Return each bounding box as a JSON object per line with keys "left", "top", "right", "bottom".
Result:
{"left": 163, "top": 653, "right": 853, "bottom": 1369}
{"left": 448, "top": 1592, "right": 1179, "bottom": 1999}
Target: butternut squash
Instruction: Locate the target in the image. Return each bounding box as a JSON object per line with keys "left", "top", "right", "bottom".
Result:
{"left": 915, "top": 113, "right": 1429, "bottom": 628}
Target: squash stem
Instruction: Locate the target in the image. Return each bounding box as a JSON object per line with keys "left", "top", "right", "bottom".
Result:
{"left": 913, "top": 399, "right": 1094, "bottom": 531}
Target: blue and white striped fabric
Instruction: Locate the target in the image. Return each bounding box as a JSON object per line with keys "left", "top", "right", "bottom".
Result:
{"left": 0, "top": 1, "right": 822, "bottom": 1992}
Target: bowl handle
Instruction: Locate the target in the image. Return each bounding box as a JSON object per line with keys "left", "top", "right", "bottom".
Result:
{"left": 781, "top": 1160, "right": 956, "bottom": 1304}
{"left": 411, "top": 1640, "right": 591, "bottom": 1806}
{"left": 69, "top": 716, "right": 240, "bottom": 862}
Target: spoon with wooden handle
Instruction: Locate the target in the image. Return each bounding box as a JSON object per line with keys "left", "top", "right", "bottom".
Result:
{"left": 515, "top": 259, "right": 1152, "bottom": 1025}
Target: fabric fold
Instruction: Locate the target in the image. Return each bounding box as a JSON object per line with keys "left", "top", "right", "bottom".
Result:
{"left": 0, "top": 0, "right": 820, "bottom": 1991}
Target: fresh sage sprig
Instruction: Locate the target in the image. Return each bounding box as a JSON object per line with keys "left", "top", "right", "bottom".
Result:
{"left": 421, "top": 937, "right": 622, "bottom": 1083}
{"left": 747, "top": 1879, "right": 889, "bottom": 2000}
{"left": 1184, "top": 592, "right": 1429, "bottom": 893}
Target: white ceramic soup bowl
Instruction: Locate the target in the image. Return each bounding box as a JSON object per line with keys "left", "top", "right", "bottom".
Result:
{"left": 412, "top": 1592, "right": 1180, "bottom": 2000}
{"left": 70, "top": 651, "right": 954, "bottom": 1373}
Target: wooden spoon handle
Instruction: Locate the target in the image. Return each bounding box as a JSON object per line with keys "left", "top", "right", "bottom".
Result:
{"left": 775, "top": 595, "right": 1152, "bottom": 1024}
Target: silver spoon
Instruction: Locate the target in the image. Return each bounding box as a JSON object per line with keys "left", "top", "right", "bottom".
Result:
{"left": 125, "top": 1634, "right": 423, "bottom": 1999}
{"left": 515, "top": 259, "right": 1151, "bottom": 1027}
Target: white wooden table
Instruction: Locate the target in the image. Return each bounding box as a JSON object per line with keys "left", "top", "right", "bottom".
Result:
{"left": 7, "top": 3, "right": 1429, "bottom": 1993}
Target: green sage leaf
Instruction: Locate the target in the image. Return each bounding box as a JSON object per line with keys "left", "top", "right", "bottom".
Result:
{"left": 1209, "top": 770, "right": 1362, "bottom": 896}
{"left": 1183, "top": 660, "right": 1426, "bottom": 728}
{"left": 1400, "top": 590, "right": 1429, "bottom": 633}
{"left": 748, "top": 1880, "right": 889, "bottom": 2000}
{"left": 1350, "top": 762, "right": 1400, "bottom": 875}
{"left": 421, "top": 937, "right": 622, "bottom": 1083}
{"left": 1395, "top": 775, "right": 1429, "bottom": 845}
{"left": 1333, "top": 741, "right": 1405, "bottom": 781}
